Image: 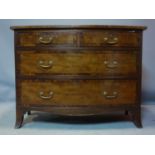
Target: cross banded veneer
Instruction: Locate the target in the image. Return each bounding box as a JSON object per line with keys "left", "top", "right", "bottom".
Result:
{"left": 11, "top": 25, "right": 147, "bottom": 128}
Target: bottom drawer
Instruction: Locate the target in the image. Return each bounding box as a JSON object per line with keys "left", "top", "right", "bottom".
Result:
{"left": 20, "top": 80, "right": 137, "bottom": 106}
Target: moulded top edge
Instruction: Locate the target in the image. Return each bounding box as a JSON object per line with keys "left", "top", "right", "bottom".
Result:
{"left": 10, "top": 25, "right": 147, "bottom": 30}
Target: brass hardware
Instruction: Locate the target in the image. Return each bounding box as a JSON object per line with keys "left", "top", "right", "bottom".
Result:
{"left": 102, "top": 91, "right": 118, "bottom": 99}
{"left": 104, "top": 37, "right": 108, "bottom": 41}
{"left": 39, "top": 91, "right": 53, "bottom": 100}
{"left": 38, "top": 60, "right": 53, "bottom": 69}
{"left": 104, "top": 60, "right": 118, "bottom": 68}
{"left": 39, "top": 36, "right": 53, "bottom": 44}
{"left": 104, "top": 36, "right": 118, "bottom": 44}
{"left": 107, "top": 37, "right": 118, "bottom": 44}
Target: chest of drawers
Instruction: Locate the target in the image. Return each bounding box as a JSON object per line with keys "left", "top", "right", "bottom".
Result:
{"left": 11, "top": 25, "right": 147, "bottom": 128}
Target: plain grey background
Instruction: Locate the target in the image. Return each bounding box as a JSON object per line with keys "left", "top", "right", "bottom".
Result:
{"left": 0, "top": 19, "right": 155, "bottom": 104}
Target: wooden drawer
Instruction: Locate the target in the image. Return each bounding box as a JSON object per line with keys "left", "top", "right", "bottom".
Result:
{"left": 21, "top": 80, "right": 137, "bottom": 106}
{"left": 19, "top": 51, "right": 137, "bottom": 76}
{"left": 17, "top": 31, "right": 76, "bottom": 47}
{"left": 81, "top": 31, "right": 140, "bottom": 47}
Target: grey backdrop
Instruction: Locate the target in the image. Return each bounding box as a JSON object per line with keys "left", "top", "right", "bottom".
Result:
{"left": 0, "top": 19, "right": 155, "bottom": 104}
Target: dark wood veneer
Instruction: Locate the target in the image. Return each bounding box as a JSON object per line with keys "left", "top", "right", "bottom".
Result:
{"left": 11, "top": 25, "right": 147, "bottom": 128}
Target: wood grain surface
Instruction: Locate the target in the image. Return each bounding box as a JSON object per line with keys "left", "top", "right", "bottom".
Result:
{"left": 11, "top": 25, "right": 146, "bottom": 128}
{"left": 19, "top": 51, "right": 137, "bottom": 76}
{"left": 21, "top": 80, "right": 137, "bottom": 106}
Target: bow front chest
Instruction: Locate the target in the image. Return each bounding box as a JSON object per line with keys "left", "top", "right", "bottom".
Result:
{"left": 11, "top": 25, "right": 147, "bottom": 128}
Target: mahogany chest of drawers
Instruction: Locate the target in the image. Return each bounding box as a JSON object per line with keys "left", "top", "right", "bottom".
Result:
{"left": 11, "top": 25, "right": 147, "bottom": 128}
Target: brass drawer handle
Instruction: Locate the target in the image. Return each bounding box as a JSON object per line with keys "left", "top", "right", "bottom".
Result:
{"left": 104, "top": 37, "right": 118, "bottom": 44}
{"left": 38, "top": 60, "right": 53, "bottom": 69}
{"left": 39, "top": 36, "right": 53, "bottom": 44}
{"left": 39, "top": 91, "right": 53, "bottom": 100}
{"left": 102, "top": 91, "right": 118, "bottom": 99}
{"left": 104, "top": 60, "right": 118, "bottom": 68}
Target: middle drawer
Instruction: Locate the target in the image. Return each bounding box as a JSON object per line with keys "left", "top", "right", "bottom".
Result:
{"left": 18, "top": 51, "right": 137, "bottom": 76}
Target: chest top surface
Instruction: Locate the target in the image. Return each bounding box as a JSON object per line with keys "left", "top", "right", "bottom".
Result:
{"left": 10, "top": 25, "right": 147, "bottom": 30}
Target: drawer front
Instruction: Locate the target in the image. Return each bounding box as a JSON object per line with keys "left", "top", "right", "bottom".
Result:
{"left": 81, "top": 31, "right": 140, "bottom": 47}
{"left": 17, "top": 31, "right": 76, "bottom": 47}
{"left": 21, "top": 80, "right": 137, "bottom": 106}
{"left": 19, "top": 51, "right": 137, "bottom": 76}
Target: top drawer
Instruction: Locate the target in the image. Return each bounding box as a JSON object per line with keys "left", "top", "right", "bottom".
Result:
{"left": 16, "top": 30, "right": 140, "bottom": 48}
{"left": 80, "top": 30, "right": 140, "bottom": 47}
{"left": 16, "top": 30, "right": 77, "bottom": 47}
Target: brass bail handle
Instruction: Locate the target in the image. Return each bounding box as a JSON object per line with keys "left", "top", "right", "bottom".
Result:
{"left": 104, "top": 60, "right": 118, "bottom": 68}
{"left": 39, "top": 36, "right": 53, "bottom": 44}
{"left": 39, "top": 91, "right": 53, "bottom": 100}
{"left": 38, "top": 60, "right": 53, "bottom": 69}
{"left": 104, "top": 36, "right": 118, "bottom": 44}
{"left": 102, "top": 91, "right": 118, "bottom": 99}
